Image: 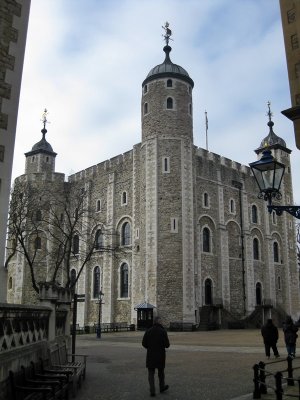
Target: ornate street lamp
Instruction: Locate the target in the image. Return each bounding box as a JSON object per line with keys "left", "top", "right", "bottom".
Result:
{"left": 96, "top": 289, "right": 104, "bottom": 339}
{"left": 249, "top": 149, "right": 300, "bottom": 219}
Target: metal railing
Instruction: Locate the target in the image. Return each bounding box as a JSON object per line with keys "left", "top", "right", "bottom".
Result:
{"left": 253, "top": 356, "right": 300, "bottom": 399}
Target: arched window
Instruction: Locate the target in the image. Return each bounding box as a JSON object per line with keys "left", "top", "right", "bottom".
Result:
{"left": 73, "top": 234, "right": 79, "bottom": 254}
{"left": 253, "top": 238, "right": 259, "bottom": 260}
{"left": 144, "top": 102, "right": 148, "bottom": 115}
{"left": 204, "top": 278, "right": 213, "bottom": 305}
{"left": 167, "top": 97, "right": 173, "bottom": 109}
{"left": 189, "top": 103, "right": 192, "bottom": 115}
{"left": 203, "top": 192, "right": 209, "bottom": 208}
{"left": 252, "top": 205, "right": 258, "bottom": 223}
{"left": 120, "top": 263, "right": 129, "bottom": 298}
{"left": 8, "top": 276, "right": 12, "bottom": 290}
{"left": 96, "top": 199, "right": 101, "bottom": 212}
{"left": 272, "top": 211, "right": 277, "bottom": 224}
{"left": 256, "top": 282, "right": 262, "bottom": 305}
{"left": 70, "top": 269, "right": 77, "bottom": 289}
{"left": 167, "top": 79, "right": 172, "bottom": 87}
{"left": 273, "top": 242, "right": 279, "bottom": 262}
{"left": 95, "top": 229, "right": 104, "bottom": 250}
{"left": 202, "top": 227, "right": 210, "bottom": 252}
{"left": 144, "top": 84, "right": 148, "bottom": 94}
{"left": 122, "top": 191, "right": 127, "bottom": 205}
{"left": 93, "top": 266, "right": 100, "bottom": 298}
{"left": 35, "top": 236, "right": 41, "bottom": 250}
{"left": 230, "top": 199, "right": 235, "bottom": 213}
{"left": 36, "top": 210, "right": 42, "bottom": 221}
{"left": 122, "top": 222, "right": 131, "bottom": 246}
{"left": 277, "top": 276, "right": 281, "bottom": 290}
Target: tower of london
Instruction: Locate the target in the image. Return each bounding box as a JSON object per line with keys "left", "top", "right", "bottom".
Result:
{"left": 7, "top": 29, "right": 300, "bottom": 329}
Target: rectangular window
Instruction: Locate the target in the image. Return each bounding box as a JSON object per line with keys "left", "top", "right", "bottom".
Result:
{"left": 136, "top": 228, "right": 139, "bottom": 239}
{"left": 295, "top": 63, "right": 300, "bottom": 78}
{"left": 291, "top": 34, "right": 299, "bottom": 49}
{"left": 170, "top": 217, "right": 178, "bottom": 233}
{"left": 295, "top": 94, "right": 300, "bottom": 105}
{"left": 162, "top": 157, "right": 170, "bottom": 173}
{"left": 0, "top": 145, "right": 4, "bottom": 162}
{"left": 287, "top": 8, "right": 296, "bottom": 23}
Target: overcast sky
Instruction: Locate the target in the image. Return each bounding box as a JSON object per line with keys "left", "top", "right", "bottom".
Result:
{"left": 13, "top": 0, "right": 300, "bottom": 203}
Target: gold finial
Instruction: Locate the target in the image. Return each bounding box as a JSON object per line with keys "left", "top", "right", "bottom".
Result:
{"left": 162, "top": 22, "right": 172, "bottom": 45}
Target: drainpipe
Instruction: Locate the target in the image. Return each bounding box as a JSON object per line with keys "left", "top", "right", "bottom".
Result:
{"left": 232, "top": 180, "right": 246, "bottom": 316}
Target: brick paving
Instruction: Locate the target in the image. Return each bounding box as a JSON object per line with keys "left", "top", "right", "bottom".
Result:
{"left": 73, "top": 329, "right": 290, "bottom": 400}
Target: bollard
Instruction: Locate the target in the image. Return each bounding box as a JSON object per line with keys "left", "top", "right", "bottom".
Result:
{"left": 287, "top": 356, "right": 295, "bottom": 386}
{"left": 253, "top": 364, "right": 261, "bottom": 399}
{"left": 275, "top": 372, "right": 283, "bottom": 400}
{"left": 259, "top": 361, "right": 267, "bottom": 395}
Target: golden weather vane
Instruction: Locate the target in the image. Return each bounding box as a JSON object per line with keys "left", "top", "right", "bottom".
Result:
{"left": 162, "top": 21, "right": 173, "bottom": 45}
{"left": 41, "top": 108, "right": 50, "bottom": 131}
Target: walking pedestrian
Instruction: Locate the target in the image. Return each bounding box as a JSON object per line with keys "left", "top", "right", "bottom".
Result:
{"left": 261, "top": 318, "right": 280, "bottom": 359}
{"left": 142, "top": 316, "right": 170, "bottom": 397}
{"left": 283, "top": 316, "right": 298, "bottom": 358}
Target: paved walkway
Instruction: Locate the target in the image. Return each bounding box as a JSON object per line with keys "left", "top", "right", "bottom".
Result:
{"left": 72, "top": 329, "right": 291, "bottom": 400}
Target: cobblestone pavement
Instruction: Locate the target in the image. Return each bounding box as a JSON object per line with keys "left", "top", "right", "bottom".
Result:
{"left": 73, "top": 329, "right": 288, "bottom": 400}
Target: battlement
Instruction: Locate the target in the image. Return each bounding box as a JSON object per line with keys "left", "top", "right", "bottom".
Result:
{"left": 68, "top": 148, "right": 134, "bottom": 182}
{"left": 195, "top": 146, "right": 250, "bottom": 175}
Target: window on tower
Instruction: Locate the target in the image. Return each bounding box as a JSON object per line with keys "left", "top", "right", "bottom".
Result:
{"left": 202, "top": 227, "right": 210, "bottom": 253}
{"left": 144, "top": 85, "right": 148, "bottom": 94}
{"left": 273, "top": 242, "right": 279, "bottom": 263}
{"left": 251, "top": 205, "right": 258, "bottom": 223}
{"left": 120, "top": 263, "right": 129, "bottom": 298}
{"left": 122, "top": 191, "right": 127, "bottom": 205}
{"left": 167, "top": 79, "right": 173, "bottom": 87}
{"left": 253, "top": 238, "right": 259, "bottom": 260}
{"left": 121, "top": 222, "right": 131, "bottom": 246}
{"left": 144, "top": 102, "right": 148, "bottom": 115}
{"left": 35, "top": 236, "right": 42, "bottom": 250}
{"left": 162, "top": 157, "right": 170, "bottom": 173}
{"left": 73, "top": 234, "right": 79, "bottom": 254}
{"left": 167, "top": 97, "right": 173, "bottom": 109}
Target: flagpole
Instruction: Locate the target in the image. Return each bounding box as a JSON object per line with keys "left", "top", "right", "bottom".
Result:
{"left": 205, "top": 111, "right": 208, "bottom": 151}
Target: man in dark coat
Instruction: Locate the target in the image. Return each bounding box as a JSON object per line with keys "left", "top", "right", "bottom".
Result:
{"left": 142, "top": 316, "right": 170, "bottom": 397}
{"left": 283, "top": 316, "right": 298, "bottom": 358}
{"left": 261, "top": 319, "right": 280, "bottom": 359}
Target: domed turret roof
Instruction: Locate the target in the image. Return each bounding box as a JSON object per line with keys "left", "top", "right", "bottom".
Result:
{"left": 31, "top": 128, "right": 54, "bottom": 153}
{"left": 259, "top": 120, "right": 286, "bottom": 149}
{"left": 256, "top": 103, "right": 287, "bottom": 152}
{"left": 142, "top": 23, "right": 194, "bottom": 87}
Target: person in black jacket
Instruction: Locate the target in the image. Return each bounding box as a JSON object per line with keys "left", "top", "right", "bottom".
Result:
{"left": 142, "top": 316, "right": 170, "bottom": 397}
{"left": 283, "top": 316, "right": 298, "bottom": 358}
{"left": 261, "top": 318, "right": 280, "bottom": 359}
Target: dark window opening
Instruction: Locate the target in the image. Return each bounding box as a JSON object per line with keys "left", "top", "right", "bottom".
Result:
{"left": 167, "top": 79, "right": 173, "bottom": 87}
{"left": 120, "top": 263, "right": 129, "bottom": 297}
{"left": 167, "top": 97, "right": 173, "bottom": 109}
{"left": 122, "top": 222, "right": 131, "bottom": 246}
{"left": 253, "top": 238, "right": 259, "bottom": 260}
{"left": 203, "top": 227, "right": 210, "bottom": 252}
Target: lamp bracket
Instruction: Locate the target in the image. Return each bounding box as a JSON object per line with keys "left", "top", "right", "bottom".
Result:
{"left": 267, "top": 205, "right": 300, "bottom": 219}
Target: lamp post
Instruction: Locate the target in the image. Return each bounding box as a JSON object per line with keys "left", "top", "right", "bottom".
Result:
{"left": 249, "top": 149, "right": 300, "bottom": 219}
{"left": 96, "top": 289, "right": 104, "bottom": 339}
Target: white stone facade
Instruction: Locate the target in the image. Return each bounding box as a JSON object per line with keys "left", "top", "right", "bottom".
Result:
{"left": 6, "top": 44, "right": 300, "bottom": 327}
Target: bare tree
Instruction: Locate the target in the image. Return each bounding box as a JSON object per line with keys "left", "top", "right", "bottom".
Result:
{"left": 6, "top": 178, "right": 120, "bottom": 294}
